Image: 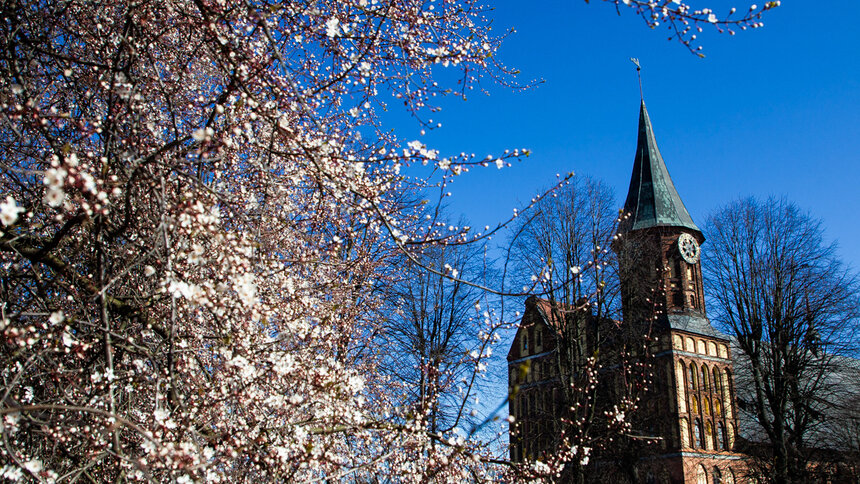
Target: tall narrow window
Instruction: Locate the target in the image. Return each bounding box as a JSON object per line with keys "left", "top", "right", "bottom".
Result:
{"left": 695, "top": 420, "right": 704, "bottom": 448}
{"left": 676, "top": 361, "right": 688, "bottom": 413}
{"left": 680, "top": 417, "right": 690, "bottom": 448}
{"left": 696, "top": 465, "right": 707, "bottom": 484}
{"left": 717, "top": 423, "right": 725, "bottom": 450}
{"left": 689, "top": 363, "right": 698, "bottom": 390}
{"left": 713, "top": 367, "right": 722, "bottom": 395}
{"left": 701, "top": 365, "right": 710, "bottom": 392}
{"left": 722, "top": 369, "right": 734, "bottom": 419}
{"left": 705, "top": 421, "right": 714, "bottom": 450}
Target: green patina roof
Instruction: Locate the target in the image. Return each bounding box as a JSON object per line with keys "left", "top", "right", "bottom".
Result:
{"left": 621, "top": 101, "right": 701, "bottom": 235}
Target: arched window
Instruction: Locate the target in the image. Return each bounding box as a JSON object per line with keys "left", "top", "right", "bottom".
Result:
{"left": 689, "top": 362, "right": 698, "bottom": 390}
{"left": 701, "top": 365, "right": 710, "bottom": 391}
{"left": 705, "top": 421, "right": 714, "bottom": 450}
{"left": 680, "top": 417, "right": 691, "bottom": 448}
{"left": 717, "top": 423, "right": 725, "bottom": 450}
{"left": 727, "top": 422, "right": 735, "bottom": 450}
{"left": 694, "top": 419, "right": 704, "bottom": 448}
{"left": 713, "top": 367, "right": 722, "bottom": 394}
{"left": 696, "top": 464, "right": 708, "bottom": 484}
{"left": 714, "top": 398, "right": 722, "bottom": 417}
{"left": 691, "top": 395, "right": 699, "bottom": 415}
{"left": 722, "top": 368, "right": 734, "bottom": 419}
{"left": 703, "top": 396, "right": 711, "bottom": 416}
{"left": 712, "top": 466, "right": 722, "bottom": 484}
{"left": 677, "top": 361, "right": 687, "bottom": 412}
{"left": 725, "top": 469, "right": 736, "bottom": 484}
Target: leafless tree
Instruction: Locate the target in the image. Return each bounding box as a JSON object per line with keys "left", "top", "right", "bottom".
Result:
{"left": 703, "top": 197, "right": 860, "bottom": 484}
{"left": 508, "top": 176, "right": 619, "bottom": 316}
{"left": 505, "top": 177, "right": 663, "bottom": 482}
{"left": 380, "top": 240, "right": 491, "bottom": 433}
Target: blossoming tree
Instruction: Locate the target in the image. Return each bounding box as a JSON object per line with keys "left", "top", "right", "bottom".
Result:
{"left": 0, "top": 0, "right": 776, "bottom": 481}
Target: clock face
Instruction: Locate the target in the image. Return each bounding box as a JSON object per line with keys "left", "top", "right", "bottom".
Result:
{"left": 678, "top": 233, "right": 700, "bottom": 264}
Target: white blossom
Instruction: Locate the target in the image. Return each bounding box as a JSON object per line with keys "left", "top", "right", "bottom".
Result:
{"left": 0, "top": 196, "right": 24, "bottom": 226}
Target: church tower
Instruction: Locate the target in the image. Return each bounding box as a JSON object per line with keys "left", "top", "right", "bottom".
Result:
{"left": 617, "top": 100, "right": 743, "bottom": 483}
{"left": 507, "top": 100, "right": 746, "bottom": 483}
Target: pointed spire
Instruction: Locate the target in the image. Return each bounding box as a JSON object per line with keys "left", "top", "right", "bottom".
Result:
{"left": 620, "top": 100, "right": 701, "bottom": 235}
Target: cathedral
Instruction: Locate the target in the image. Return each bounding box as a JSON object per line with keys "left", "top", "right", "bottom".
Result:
{"left": 507, "top": 100, "right": 745, "bottom": 483}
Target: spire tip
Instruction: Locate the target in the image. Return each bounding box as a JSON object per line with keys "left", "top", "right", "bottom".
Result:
{"left": 630, "top": 57, "right": 643, "bottom": 100}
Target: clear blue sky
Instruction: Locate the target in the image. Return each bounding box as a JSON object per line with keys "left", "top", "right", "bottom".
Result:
{"left": 398, "top": 0, "right": 860, "bottom": 272}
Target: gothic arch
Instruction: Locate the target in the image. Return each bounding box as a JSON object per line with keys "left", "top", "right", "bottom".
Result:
{"left": 676, "top": 360, "right": 688, "bottom": 413}
{"left": 696, "top": 464, "right": 708, "bottom": 484}
{"left": 713, "top": 366, "right": 722, "bottom": 395}
{"left": 680, "top": 417, "right": 691, "bottom": 448}
{"left": 694, "top": 419, "right": 704, "bottom": 448}
{"left": 705, "top": 421, "right": 714, "bottom": 450}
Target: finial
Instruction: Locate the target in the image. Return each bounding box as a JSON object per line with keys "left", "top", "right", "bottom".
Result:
{"left": 630, "top": 57, "right": 643, "bottom": 100}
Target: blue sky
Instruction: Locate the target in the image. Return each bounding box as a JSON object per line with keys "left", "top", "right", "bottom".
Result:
{"left": 399, "top": 0, "right": 860, "bottom": 274}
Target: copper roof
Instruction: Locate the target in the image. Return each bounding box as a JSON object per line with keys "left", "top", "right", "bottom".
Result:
{"left": 621, "top": 100, "right": 701, "bottom": 235}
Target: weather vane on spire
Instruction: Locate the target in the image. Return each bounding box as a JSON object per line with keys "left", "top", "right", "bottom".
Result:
{"left": 630, "top": 57, "right": 643, "bottom": 100}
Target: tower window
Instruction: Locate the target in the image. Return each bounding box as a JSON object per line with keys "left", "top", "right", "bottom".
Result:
{"left": 705, "top": 421, "right": 714, "bottom": 450}
{"left": 694, "top": 419, "right": 704, "bottom": 448}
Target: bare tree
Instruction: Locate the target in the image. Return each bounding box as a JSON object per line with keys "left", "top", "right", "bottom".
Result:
{"left": 0, "top": 0, "right": 778, "bottom": 479}
{"left": 704, "top": 197, "right": 860, "bottom": 484}
{"left": 381, "top": 240, "right": 490, "bottom": 433}
{"left": 509, "top": 176, "right": 619, "bottom": 316}
{"left": 505, "top": 177, "right": 663, "bottom": 482}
